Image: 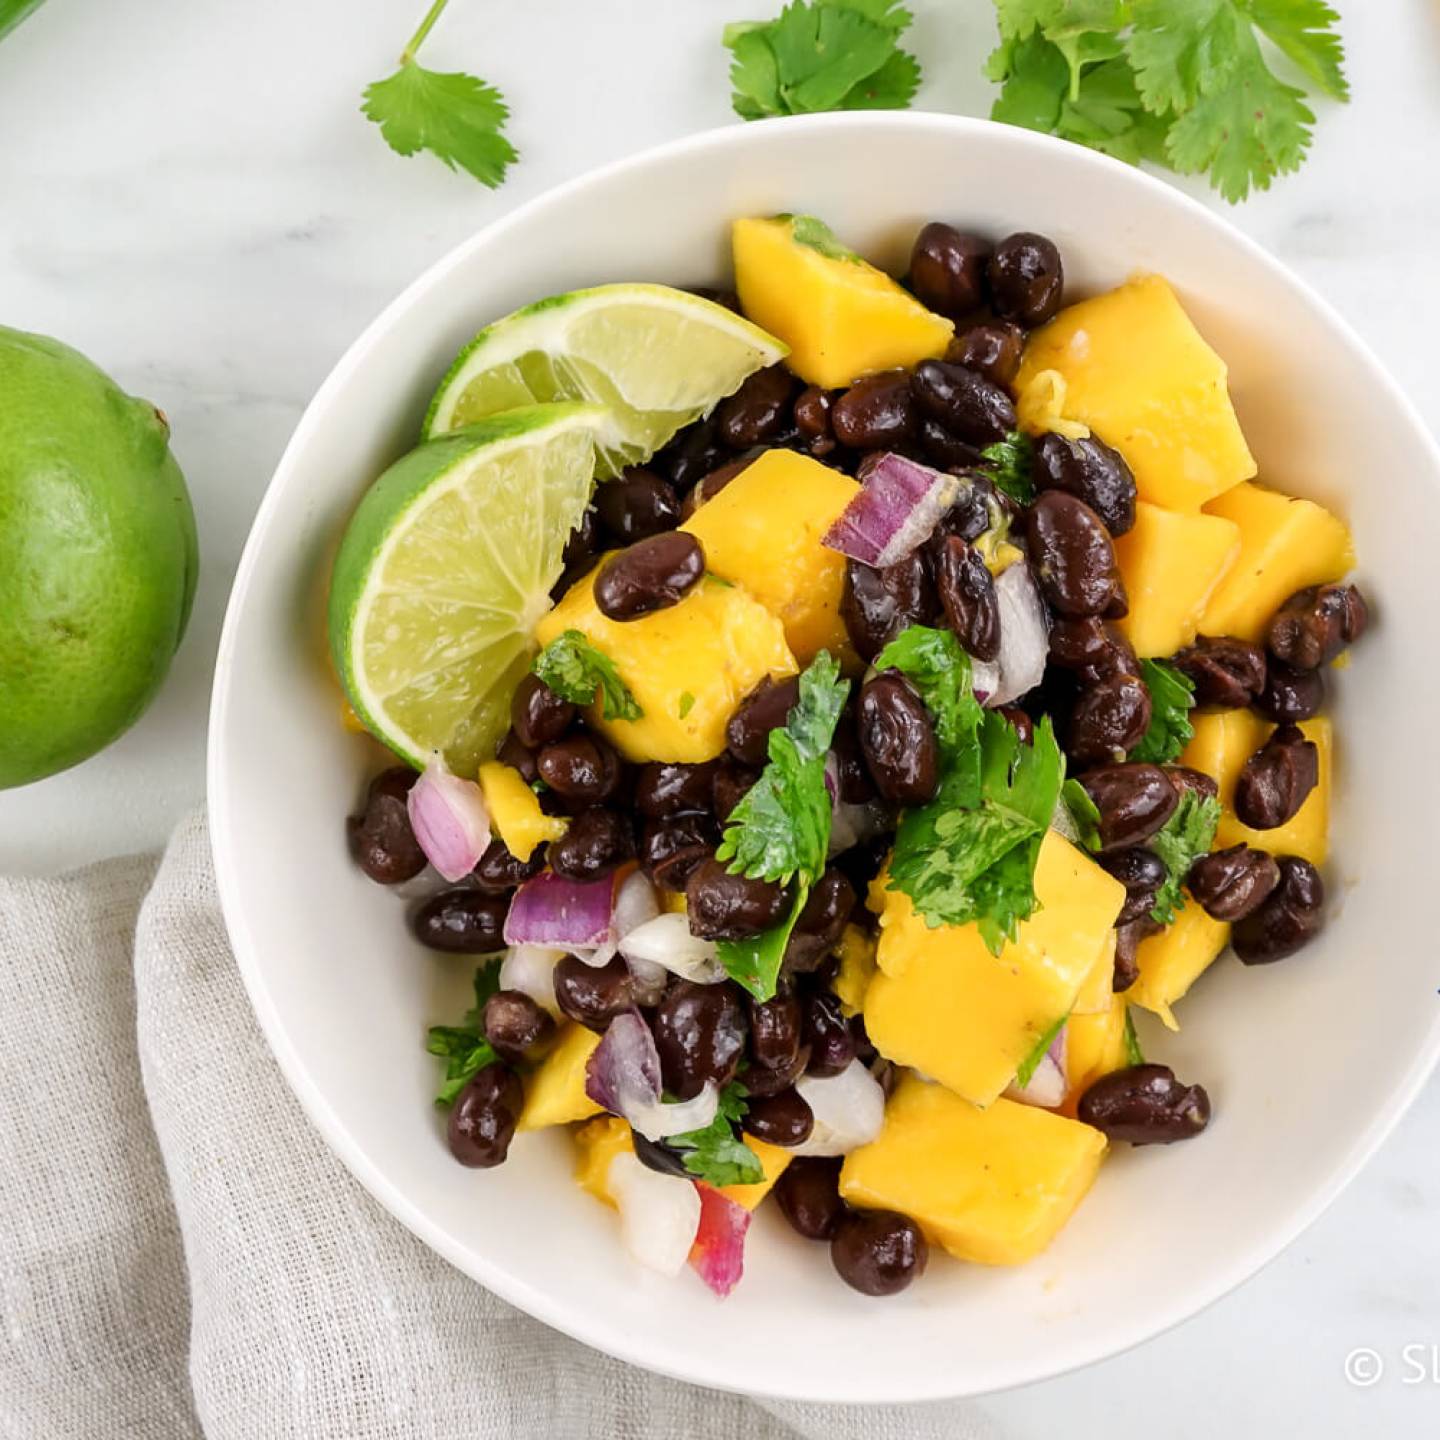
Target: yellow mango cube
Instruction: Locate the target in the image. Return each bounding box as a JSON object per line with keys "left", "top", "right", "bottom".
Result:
{"left": 1015, "top": 275, "right": 1257, "bottom": 511}
{"left": 732, "top": 215, "right": 953, "bottom": 388}
{"left": 682, "top": 449, "right": 859, "bottom": 666}
{"left": 863, "top": 832, "right": 1125, "bottom": 1107}
{"left": 831, "top": 923, "right": 878, "bottom": 1018}
{"left": 715, "top": 1138, "right": 792, "bottom": 1211}
{"left": 1113, "top": 501, "right": 1241, "bottom": 658}
{"left": 536, "top": 569, "right": 795, "bottom": 764}
{"left": 1128, "top": 901, "right": 1232, "bottom": 1030}
{"left": 840, "top": 1076, "right": 1107, "bottom": 1265}
{"left": 1065, "top": 997, "right": 1130, "bottom": 1098}
{"left": 517, "top": 1022, "right": 602, "bottom": 1131}
{"left": 477, "top": 761, "right": 567, "bottom": 860}
{"left": 1199, "top": 482, "right": 1355, "bottom": 642}
{"left": 1072, "top": 930, "right": 1116, "bottom": 1015}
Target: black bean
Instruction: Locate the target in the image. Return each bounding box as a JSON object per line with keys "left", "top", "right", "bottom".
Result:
{"left": 1233, "top": 723, "right": 1319, "bottom": 829}
{"left": 447, "top": 1065, "right": 524, "bottom": 1167}
{"left": 652, "top": 980, "right": 747, "bottom": 1099}
{"left": 831, "top": 1209, "right": 928, "bottom": 1296}
{"left": 561, "top": 507, "right": 599, "bottom": 572}
{"left": 726, "top": 675, "right": 801, "bottom": 767}
{"left": 1099, "top": 847, "right": 1169, "bottom": 926}
{"left": 841, "top": 553, "right": 937, "bottom": 661}
{"left": 1164, "top": 765, "right": 1219, "bottom": 802}
{"left": 1032, "top": 432, "right": 1137, "bottom": 537}
{"left": 1047, "top": 617, "right": 1137, "bottom": 683}
{"left": 347, "top": 768, "right": 426, "bottom": 884}
{"left": 549, "top": 807, "right": 634, "bottom": 882}
{"left": 802, "top": 990, "right": 857, "bottom": 1077}
{"left": 776, "top": 1156, "right": 846, "bottom": 1240}
{"left": 536, "top": 734, "right": 622, "bottom": 803}
{"left": 472, "top": 836, "right": 546, "bottom": 892}
{"left": 686, "top": 857, "right": 789, "bottom": 939}
{"left": 911, "top": 359, "right": 1016, "bottom": 447}
{"left": 509, "top": 672, "right": 577, "bottom": 749}
{"left": 748, "top": 993, "right": 803, "bottom": 1072}
{"left": 831, "top": 371, "right": 918, "bottom": 451}
{"left": 1077, "top": 1064, "right": 1210, "bottom": 1145}
{"left": 785, "top": 869, "right": 858, "bottom": 973}
{"left": 1067, "top": 673, "right": 1153, "bottom": 765}
{"left": 1026, "top": 490, "right": 1123, "bottom": 618}
{"left": 594, "top": 467, "right": 681, "bottom": 543}
{"left": 909, "top": 222, "right": 991, "bottom": 318}
{"left": 651, "top": 413, "right": 727, "bottom": 492}
{"left": 935, "top": 535, "right": 1001, "bottom": 661}
{"left": 988, "top": 231, "right": 1064, "bottom": 326}
{"left": 594, "top": 532, "right": 705, "bottom": 621}
{"left": 1172, "top": 636, "right": 1267, "bottom": 709}
{"left": 715, "top": 364, "right": 797, "bottom": 449}
{"left": 1232, "top": 855, "right": 1325, "bottom": 963}
{"left": 482, "top": 989, "right": 555, "bottom": 1063}
{"left": 1078, "top": 763, "right": 1178, "bottom": 851}
{"left": 794, "top": 386, "right": 836, "bottom": 443}
{"left": 1267, "top": 583, "right": 1369, "bottom": 670}
{"left": 1112, "top": 917, "right": 1156, "bottom": 991}
{"left": 634, "top": 762, "right": 716, "bottom": 818}
{"left": 1254, "top": 658, "right": 1325, "bottom": 723}
{"left": 857, "top": 674, "right": 940, "bottom": 806}
{"left": 918, "top": 418, "right": 984, "bottom": 472}
{"left": 496, "top": 729, "right": 539, "bottom": 785}
{"left": 742, "top": 1087, "right": 815, "bottom": 1147}
{"left": 410, "top": 889, "right": 508, "bottom": 953}
{"left": 552, "top": 955, "right": 638, "bottom": 1032}
{"left": 639, "top": 813, "right": 718, "bottom": 891}
{"left": 998, "top": 705, "right": 1034, "bottom": 744}
{"left": 830, "top": 711, "right": 877, "bottom": 803}
{"left": 945, "top": 320, "right": 1026, "bottom": 388}
{"left": 1187, "top": 844, "right": 1281, "bottom": 923}
{"left": 631, "top": 1131, "right": 693, "bottom": 1179}
{"left": 680, "top": 457, "right": 753, "bottom": 519}
{"left": 711, "top": 759, "right": 760, "bottom": 824}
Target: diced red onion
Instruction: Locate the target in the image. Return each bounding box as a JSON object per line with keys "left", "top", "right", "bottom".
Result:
{"left": 791, "top": 1059, "right": 886, "bottom": 1156}
{"left": 498, "top": 944, "right": 565, "bottom": 1018}
{"left": 822, "top": 452, "right": 961, "bottom": 568}
{"left": 983, "top": 559, "right": 1050, "bottom": 708}
{"left": 619, "top": 912, "right": 726, "bottom": 985}
{"left": 689, "top": 1183, "right": 751, "bottom": 1298}
{"left": 608, "top": 1151, "right": 702, "bottom": 1277}
{"left": 1006, "top": 1024, "right": 1068, "bottom": 1109}
{"left": 585, "top": 1010, "right": 720, "bottom": 1139}
{"left": 503, "top": 870, "right": 614, "bottom": 949}
{"left": 405, "top": 752, "right": 492, "bottom": 883}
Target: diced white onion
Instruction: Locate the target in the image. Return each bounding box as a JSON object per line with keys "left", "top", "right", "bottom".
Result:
{"left": 790, "top": 1060, "right": 886, "bottom": 1157}
{"left": 498, "top": 944, "right": 565, "bottom": 1018}
{"left": 608, "top": 1152, "right": 702, "bottom": 1277}
{"left": 619, "top": 912, "right": 727, "bottom": 984}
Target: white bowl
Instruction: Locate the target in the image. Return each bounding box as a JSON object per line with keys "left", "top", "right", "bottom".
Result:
{"left": 210, "top": 113, "right": 1440, "bottom": 1403}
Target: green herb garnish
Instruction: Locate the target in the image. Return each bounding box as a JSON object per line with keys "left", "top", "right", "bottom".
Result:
{"left": 532, "top": 629, "right": 643, "bottom": 722}
{"left": 1123, "top": 1006, "right": 1146, "bottom": 1066}
{"left": 668, "top": 1082, "right": 765, "bottom": 1187}
{"left": 980, "top": 431, "right": 1036, "bottom": 505}
{"left": 426, "top": 959, "right": 503, "bottom": 1106}
{"left": 1147, "top": 789, "right": 1222, "bottom": 926}
{"left": 677, "top": 691, "right": 697, "bottom": 719}
{"left": 1061, "top": 776, "right": 1103, "bottom": 852}
{"left": 1130, "top": 659, "right": 1195, "bottom": 765}
{"left": 873, "top": 625, "right": 984, "bottom": 763}
{"left": 1015, "top": 1012, "right": 1068, "bottom": 1087}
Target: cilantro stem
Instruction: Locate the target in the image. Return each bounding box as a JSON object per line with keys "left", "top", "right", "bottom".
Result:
{"left": 401, "top": 0, "right": 451, "bottom": 64}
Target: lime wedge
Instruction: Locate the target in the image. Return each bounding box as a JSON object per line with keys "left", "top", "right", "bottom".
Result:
{"left": 423, "top": 283, "right": 788, "bottom": 477}
{"left": 328, "top": 402, "right": 607, "bottom": 773}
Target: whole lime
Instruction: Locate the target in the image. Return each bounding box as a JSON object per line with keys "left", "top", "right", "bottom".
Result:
{"left": 0, "top": 326, "right": 198, "bottom": 788}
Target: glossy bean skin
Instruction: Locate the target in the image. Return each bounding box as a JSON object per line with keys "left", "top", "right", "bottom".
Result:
{"left": 1112, "top": 917, "right": 1156, "bottom": 992}
{"left": 918, "top": 418, "right": 984, "bottom": 472}
{"left": 639, "top": 813, "right": 718, "bottom": 891}
{"left": 561, "top": 507, "right": 599, "bottom": 573}
{"left": 548, "top": 807, "right": 635, "bottom": 882}
{"left": 1077, "top": 764, "right": 1178, "bottom": 851}
{"left": 482, "top": 990, "right": 555, "bottom": 1063}
{"left": 347, "top": 768, "right": 426, "bottom": 884}
{"left": 716, "top": 364, "right": 797, "bottom": 449}
{"left": 711, "top": 760, "right": 760, "bottom": 824}
{"left": 472, "top": 837, "right": 546, "bottom": 892}
{"left": 447, "top": 1065, "right": 524, "bottom": 1167}
{"left": 633, "top": 761, "right": 716, "bottom": 818}
{"left": 784, "top": 869, "right": 858, "bottom": 973}
{"left": 631, "top": 1131, "right": 692, "bottom": 1179}
{"left": 685, "top": 858, "right": 790, "bottom": 939}
{"left": 509, "top": 673, "right": 577, "bottom": 749}
{"left": 749, "top": 993, "right": 803, "bottom": 1072}
{"left": 945, "top": 320, "right": 1025, "bottom": 388}
{"left": 552, "top": 955, "right": 638, "bottom": 1033}
{"left": 742, "top": 1042, "right": 812, "bottom": 1098}
{"left": 1164, "top": 765, "right": 1219, "bottom": 802}
{"left": 1233, "top": 723, "right": 1319, "bottom": 829}
{"left": 1232, "top": 856, "right": 1325, "bottom": 963}
{"left": 594, "top": 532, "right": 705, "bottom": 621}
{"left": 830, "top": 714, "right": 877, "bottom": 804}
{"left": 726, "top": 675, "right": 801, "bottom": 767}
{"left": 1032, "top": 432, "right": 1137, "bottom": 537}
{"left": 857, "top": 675, "right": 940, "bottom": 806}
{"left": 998, "top": 705, "right": 1033, "bottom": 744}
{"left": 1187, "top": 844, "right": 1281, "bottom": 923}
{"left": 909, "top": 223, "right": 991, "bottom": 318}
{"left": 1267, "top": 583, "right": 1369, "bottom": 670}
{"left": 1026, "top": 490, "right": 1123, "bottom": 618}
{"left": 775, "top": 1156, "right": 846, "bottom": 1240}
{"left": 410, "top": 889, "right": 509, "bottom": 953}
{"left": 831, "top": 1209, "right": 928, "bottom": 1296}
{"left": 910, "top": 360, "right": 1016, "bottom": 447}
{"left": 536, "top": 734, "right": 622, "bottom": 804}
{"left": 742, "top": 1087, "right": 815, "bottom": 1147}
{"left": 794, "top": 385, "right": 835, "bottom": 442}
{"left": 841, "top": 554, "right": 937, "bottom": 661}
{"left": 652, "top": 413, "right": 727, "bottom": 492}
{"left": 681, "top": 457, "right": 753, "bottom": 519}
{"left": 1077, "top": 1063, "right": 1210, "bottom": 1145}
{"left": 652, "top": 980, "right": 747, "bottom": 1099}
{"left": 1067, "top": 674, "right": 1153, "bottom": 766}
{"left": 988, "top": 232, "right": 1064, "bottom": 326}
{"left": 935, "top": 535, "right": 1001, "bottom": 662}
{"left": 1254, "top": 658, "right": 1325, "bottom": 723}
{"left": 594, "top": 467, "right": 681, "bottom": 543}
{"left": 1048, "top": 617, "right": 1137, "bottom": 683}
{"left": 1172, "top": 636, "right": 1267, "bottom": 709}
{"left": 496, "top": 729, "right": 539, "bottom": 785}
{"left": 831, "top": 371, "right": 917, "bottom": 451}
{"left": 1099, "top": 847, "right": 1169, "bottom": 926}
{"left": 802, "top": 990, "right": 858, "bottom": 1077}
{"left": 937, "top": 477, "right": 995, "bottom": 542}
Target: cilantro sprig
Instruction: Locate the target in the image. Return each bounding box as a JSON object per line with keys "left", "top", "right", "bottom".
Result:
{"left": 1060, "top": 776, "right": 1103, "bottom": 852}
{"left": 980, "top": 432, "right": 1036, "bottom": 506}
{"left": 1123, "top": 1006, "right": 1146, "bottom": 1066}
{"left": 1130, "top": 659, "right": 1196, "bottom": 765}
{"left": 363, "top": 0, "right": 517, "bottom": 190}
{"left": 668, "top": 1082, "right": 765, "bottom": 1187}
{"left": 1148, "top": 788, "right": 1221, "bottom": 926}
{"left": 1015, "top": 1012, "right": 1068, "bottom": 1087}
{"left": 532, "top": 630, "right": 643, "bottom": 722}
{"left": 426, "top": 959, "right": 503, "bottom": 1106}
{"left": 0, "top": 0, "right": 46, "bottom": 42}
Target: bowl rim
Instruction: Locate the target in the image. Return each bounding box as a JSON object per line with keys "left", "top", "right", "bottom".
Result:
{"left": 209, "top": 110, "right": 1440, "bottom": 1403}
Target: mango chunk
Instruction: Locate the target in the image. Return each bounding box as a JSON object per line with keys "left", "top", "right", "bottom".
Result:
{"left": 831, "top": 923, "right": 878, "bottom": 1018}
{"left": 1065, "top": 997, "right": 1130, "bottom": 1099}
{"left": 1113, "top": 501, "right": 1241, "bottom": 657}
{"left": 682, "top": 449, "right": 859, "bottom": 666}
{"left": 840, "top": 1075, "right": 1107, "bottom": 1265}
{"left": 715, "top": 1138, "right": 792, "bottom": 1212}
{"left": 536, "top": 568, "right": 795, "bottom": 764}
{"left": 863, "top": 832, "right": 1126, "bottom": 1107}
{"left": 1015, "top": 274, "right": 1257, "bottom": 511}
{"left": 1128, "top": 900, "right": 1231, "bottom": 1030}
{"left": 732, "top": 215, "right": 952, "bottom": 388}
{"left": 1072, "top": 930, "right": 1116, "bottom": 1016}
{"left": 1199, "top": 482, "right": 1355, "bottom": 642}
{"left": 517, "top": 1022, "right": 601, "bottom": 1131}
{"left": 1180, "top": 711, "right": 1331, "bottom": 866}
{"left": 477, "top": 761, "right": 567, "bottom": 860}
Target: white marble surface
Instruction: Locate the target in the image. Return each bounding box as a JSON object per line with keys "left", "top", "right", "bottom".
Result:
{"left": 1, "top": 0, "right": 1437, "bottom": 1430}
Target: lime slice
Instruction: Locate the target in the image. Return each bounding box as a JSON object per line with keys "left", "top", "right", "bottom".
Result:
{"left": 423, "top": 283, "right": 788, "bottom": 478}
{"left": 328, "top": 402, "right": 607, "bottom": 773}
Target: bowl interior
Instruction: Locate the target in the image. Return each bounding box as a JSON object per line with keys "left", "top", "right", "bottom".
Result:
{"left": 210, "top": 114, "right": 1440, "bottom": 1403}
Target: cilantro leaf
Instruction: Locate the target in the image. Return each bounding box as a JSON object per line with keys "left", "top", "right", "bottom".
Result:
{"left": 872, "top": 626, "right": 984, "bottom": 764}
{"left": 1060, "top": 776, "right": 1103, "bottom": 851}
{"left": 1123, "top": 1006, "right": 1146, "bottom": 1066}
{"left": 716, "top": 889, "right": 808, "bottom": 1002}
{"left": 980, "top": 431, "right": 1036, "bottom": 505}
{"left": 1247, "top": 0, "right": 1348, "bottom": 101}
{"left": 669, "top": 1082, "right": 764, "bottom": 1187}
{"left": 1015, "top": 1012, "right": 1068, "bottom": 1087}
{"left": 1147, "top": 789, "right": 1221, "bottom": 926}
{"left": 1130, "top": 659, "right": 1196, "bottom": 765}
{"left": 0, "top": 0, "right": 46, "bottom": 42}
{"left": 532, "top": 630, "right": 643, "bottom": 722}
{"left": 426, "top": 959, "right": 503, "bottom": 1106}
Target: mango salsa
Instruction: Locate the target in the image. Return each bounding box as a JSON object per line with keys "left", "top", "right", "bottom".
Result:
{"left": 1128, "top": 901, "right": 1232, "bottom": 1030}
{"left": 1065, "top": 997, "right": 1131, "bottom": 1098}
{"left": 1199, "top": 481, "right": 1355, "bottom": 642}
{"left": 1015, "top": 274, "right": 1257, "bottom": 512}
{"left": 863, "top": 833, "right": 1126, "bottom": 1107}
{"left": 831, "top": 923, "right": 878, "bottom": 1018}
{"left": 536, "top": 568, "right": 795, "bottom": 763}
{"left": 732, "top": 215, "right": 953, "bottom": 388}
{"left": 840, "top": 1075, "right": 1107, "bottom": 1265}
{"left": 517, "top": 1022, "right": 602, "bottom": 1132}
{"left": 682, "top": 449, "right": 859, "bottom": 666}
{"left": 1113, "top": 501, "right": 1241, "bottom": 657}
{"left": 477, "top": 761, "right": 567, "bottom": 860}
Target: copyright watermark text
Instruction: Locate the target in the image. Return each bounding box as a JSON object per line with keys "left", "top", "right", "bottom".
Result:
{"left": 1344, "top": 1345, "right": 1440, "bottom": 1387}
